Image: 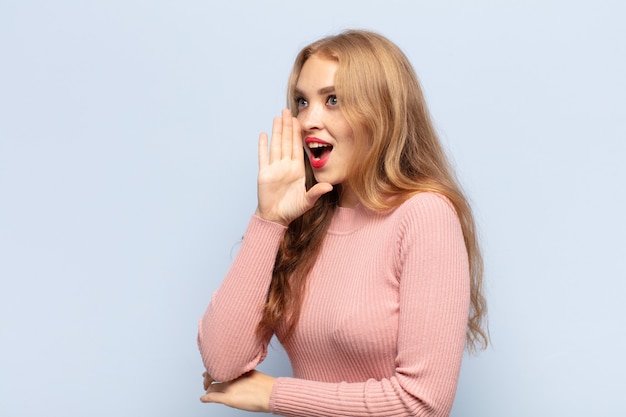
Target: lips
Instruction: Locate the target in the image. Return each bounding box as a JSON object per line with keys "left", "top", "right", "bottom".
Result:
{"left": 305, "top": 137, "right": 333, "bottom": 169}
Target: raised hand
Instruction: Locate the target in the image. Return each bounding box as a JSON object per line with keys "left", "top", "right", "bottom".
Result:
{"left": 255, "top": 109, "right": 332, "bottom": 226}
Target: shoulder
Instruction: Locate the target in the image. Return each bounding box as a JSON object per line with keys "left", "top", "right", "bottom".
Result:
{"left": 391, "top": 192, "right": 467, "bottom": 270}
{"left": 394, "top": 192, "right": 458, "bottom": 224}
{"left": 391, "top": 192, "right": 464, "bottom": 250}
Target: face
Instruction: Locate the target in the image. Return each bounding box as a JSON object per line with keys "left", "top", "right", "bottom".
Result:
{"left": 294, "top": 55, "right": 357, "bottom": 206}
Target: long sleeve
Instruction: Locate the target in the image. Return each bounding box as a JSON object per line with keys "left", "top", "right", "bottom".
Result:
{"left": 268, "top": 193, "right": 470, "bottom": 416}
{"left": 198, "top": 215, "right": 286, "bottom": 382}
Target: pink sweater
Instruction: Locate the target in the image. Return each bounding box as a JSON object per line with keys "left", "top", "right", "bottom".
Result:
{"left": 198, "top": 192, "right": 470, "bottom": 416}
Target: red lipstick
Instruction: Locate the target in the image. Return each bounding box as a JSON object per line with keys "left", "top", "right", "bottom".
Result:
{"left": 305, "top": 137, "right": 333, "bottom": 169}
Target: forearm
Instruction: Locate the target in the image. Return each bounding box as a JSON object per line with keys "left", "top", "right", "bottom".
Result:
{"left": 269, "top": 370, "right": 462, "bottom": 417}
{"left": 198, "top": 215, "right": 286, "bottom": 382}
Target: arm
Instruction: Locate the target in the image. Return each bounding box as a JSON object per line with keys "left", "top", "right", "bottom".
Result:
{"left": 197, "top": 215, "right": 285, "bottom": 382}
{"left": 269, "top": 194, "right": 471, "bottom": 416}
{"left": 199, "top": 110, "right": 332, "bottom": 383}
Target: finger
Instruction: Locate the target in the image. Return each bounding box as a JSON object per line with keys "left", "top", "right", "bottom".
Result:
{"left": 269, "top": 115, "right": 282, "bottom": 163}
{"left": 305, "top": 182, "right": 334, "bottom": 207}
{"left": 200, "top": 381, "right": 227, "bottom": 403}
{"left": 281, "top": 109, "right": 293, "bottom": 160}
{"left": 200, "top": 390, "right": 221, "bottom": 403}
{"left": 258, "top": 132, "right": 269, "bottom": 168}
{"left": 292, "top": 117, "right": 304, "bottom": 161}
{"left": 203, "top": 371, "right": 214, "bottom": 391}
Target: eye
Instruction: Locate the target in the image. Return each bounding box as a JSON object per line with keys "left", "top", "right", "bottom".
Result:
{"left": 327, "top": 95, "right": 338, "bottom": 106}
{"left": 295, "top": 97, "right": 308, "bottom": 109}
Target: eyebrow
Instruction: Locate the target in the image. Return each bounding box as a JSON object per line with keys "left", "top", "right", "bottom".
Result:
{"left": 294, "top": 86, "right": 336, "bottom": 96}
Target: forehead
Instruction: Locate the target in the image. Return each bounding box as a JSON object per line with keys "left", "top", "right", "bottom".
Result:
{"left": 295, "top": 55, "right": 339, "bottom": 92}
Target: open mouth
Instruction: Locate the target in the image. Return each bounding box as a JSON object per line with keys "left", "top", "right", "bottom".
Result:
{"left": 309, "top": 142, "right": 333, "bottom": 160}
{"left": 305, "top": 137, "right": 333, "bottom": 169}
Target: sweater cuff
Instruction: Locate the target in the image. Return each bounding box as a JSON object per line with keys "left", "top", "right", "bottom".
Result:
{"left": 269, "top": 377, "right": 340, "bottom": 416}
{"left": 243, "top": 215, "right": 287, "bottom": 247}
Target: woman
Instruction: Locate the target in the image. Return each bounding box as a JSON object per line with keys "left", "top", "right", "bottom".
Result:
{"left": 198, "top": 29, "right": 488, "bottom": 416}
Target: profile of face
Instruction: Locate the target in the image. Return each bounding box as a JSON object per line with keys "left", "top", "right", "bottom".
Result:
{"left": 294, "top": 55, "right": 357, "bottom": 206}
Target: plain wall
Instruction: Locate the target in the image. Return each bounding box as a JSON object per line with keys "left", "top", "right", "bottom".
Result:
{"left": 1, "top": 0, "right": 624, "bottom": 416}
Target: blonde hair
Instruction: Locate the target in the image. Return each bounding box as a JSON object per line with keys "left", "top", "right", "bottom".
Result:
{"left": 258, "top": 30, "right": 488, "bottom": 352}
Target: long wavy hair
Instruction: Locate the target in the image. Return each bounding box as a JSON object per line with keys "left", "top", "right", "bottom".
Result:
{"left": 257, "top": 30, "right": 488, "bottom": 352}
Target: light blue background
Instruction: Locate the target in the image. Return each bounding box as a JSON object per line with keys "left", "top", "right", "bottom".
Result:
{"left": 1, "top": 0, "right": 624, "bottom": 416}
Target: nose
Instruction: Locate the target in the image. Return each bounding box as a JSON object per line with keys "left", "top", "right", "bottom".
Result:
{"left": 298, "top": 103, "right": 323, "bottom": 132}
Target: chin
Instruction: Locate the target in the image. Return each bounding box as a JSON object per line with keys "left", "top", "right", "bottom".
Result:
{"left": 314, "top": 174, "right": 340, "bottom": 185}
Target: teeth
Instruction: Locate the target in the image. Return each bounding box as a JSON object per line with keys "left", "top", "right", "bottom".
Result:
{"left": 308, "top": 142, "right": 330, "bottom": 149}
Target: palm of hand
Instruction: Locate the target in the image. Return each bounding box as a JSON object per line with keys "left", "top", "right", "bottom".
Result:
{"left": 255, "top": 109, "right": 332, "bottom": 226}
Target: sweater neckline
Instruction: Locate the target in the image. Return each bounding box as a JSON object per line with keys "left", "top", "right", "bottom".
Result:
{"left": 328, "top": 204, "right": 370, "bottom": 235}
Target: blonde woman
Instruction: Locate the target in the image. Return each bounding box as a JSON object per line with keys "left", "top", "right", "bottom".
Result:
{"left": 198, "top": 29, "right": 488, "bottom": 416}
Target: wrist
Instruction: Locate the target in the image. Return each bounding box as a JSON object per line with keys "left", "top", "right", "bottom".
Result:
{"left": 254, "top": 208, "right": 289, "bottom": 227}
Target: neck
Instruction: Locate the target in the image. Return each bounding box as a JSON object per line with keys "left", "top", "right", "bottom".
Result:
{"left": 338, "top": 186, "right": 359, "bottom": 208}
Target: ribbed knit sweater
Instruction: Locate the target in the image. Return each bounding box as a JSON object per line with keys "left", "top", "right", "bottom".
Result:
{"left": 198, "top": 192, "right": 470, "bottom": 416}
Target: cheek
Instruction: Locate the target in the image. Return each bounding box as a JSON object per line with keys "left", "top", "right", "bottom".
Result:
{"left": 340, "top": 125, "right": 356, "bottom": 150}
{"left": 332, "top": 115, "right": 354, "bottom": 142}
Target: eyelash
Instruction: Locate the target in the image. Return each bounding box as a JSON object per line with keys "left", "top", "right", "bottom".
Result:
{"left": 294, "top": 95, "right": 339, "bottom": 108}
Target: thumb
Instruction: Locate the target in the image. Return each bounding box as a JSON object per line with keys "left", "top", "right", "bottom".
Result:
{"left": 305, "top": 183, "right": 333, "bottom": 207}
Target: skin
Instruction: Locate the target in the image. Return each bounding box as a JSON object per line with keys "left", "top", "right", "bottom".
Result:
{"left": 201, "top": 370, "right": 275, "bottom": 412}
{"left": 295, "top": 55, "right": 358, "bottom": 208}
{"left": 254, "top": 109, "right": 333, "bottom": 227}
{"left": 201, "top": 55, "right": 357, "bottom": 412}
